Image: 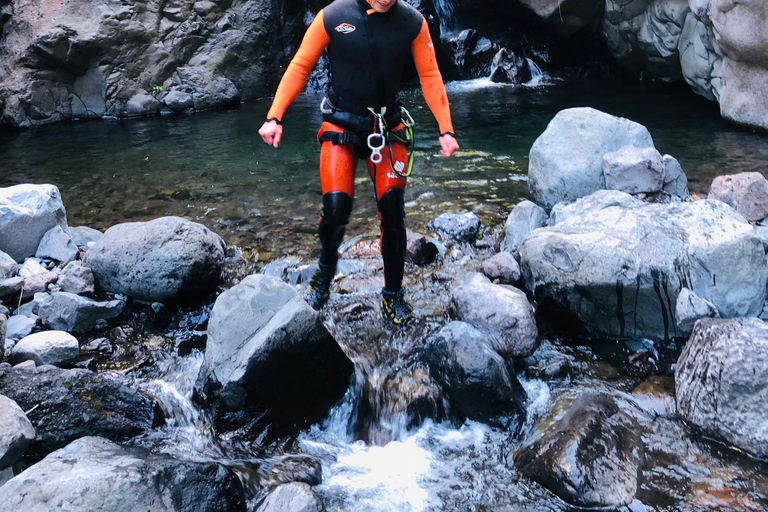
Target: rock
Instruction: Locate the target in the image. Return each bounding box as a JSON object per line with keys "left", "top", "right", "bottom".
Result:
{"left": 0, "top": 250, "right": 18, "bottom": 279}
{"left": 13, "top": 360, "right": 36, "bottom": 370}
{"left": 675, "top": 288, "right": 719, "bottom": 334}
{"left": 35, "top": 225, "right": 78, "bottom": 264}
{"left": 500, "top": 200, "right": 548, "bottom": 253}
{"left": 0, "top": 184, "right": 69, "bottom": 262}
{"left": 480, "top": 252, "right": 521, "bottom": 284}
{"left": 20, "top": 271, "right": 59, "bottom": 302}
{"left": 516, "top": 394, "right": 642, "bottom": 508}
{"left": 662, "top": 154, "right": 689, "bottom": 197}
{"left": 520, "top": 192, "right": 766, "bottom": 340}
{"left": 528, "top": 108, "right": 655, "bottom": 211}
{"left": 679, "top": 8, "right": 725, "bottom": 102}
{"left": 37, "top": 292, "right": 125, "bottom": 334}
{"left": 709, "top": 172, "right": 768, "bottom": 223}
{"left": 125, "top": 91, "right": 163, "bottom": 117}
{"left": 57, "top": 261, "right": 96, "bottom": 295}
{"left": 84, "top": 216, "right": 226, "bottom": 302}
{"left": 406, "top": 230, "right": 438, "bottom": 266}
{"left": 451, "top": 283, "right": 538, "bottom": 358}
{"left": 69, "top": 226, "right": 103, "bottom": 251}
{"left": 518, "top": 0, "right": 604, "bottom": 37}
{"left": 676, "top": 317, "right": 768, "bottom": 459}
{"left": 489, "top": 48, "right": 531, "bottom": 84}
{"left": 427, "top": 212, "right": 481, "bottom": 243}
{"left": 197, "top": 275, "right": 353, "bottom": 432}
{"left": 422, "top": 321, "right": 527, "bottom": 427}
{"left": 83, "top": 337, "right": 113, "bottom": 354}
{"left": 5, "top": 315, "right": 37, "bottom": 340}
{"left": 0, "top": 366, "right": 156, "bottom": 455}
{"left": 0, "top": 277, "right": 24, "bottom": 300}
{"left": 255, "top": 482, "right": 323, "bottom": 512}
{"left": 0, "top": 394, "right": 35, "bottom": 469}
{"left": 18, "top": 258, "right": 47, "bottom": 278}
{"left": 0, "top": 436, "right": 246, "bottom": 512}
{"left": 442, "top": 29, "right": 498, "bottom": 80}
{"left": 0, "top": 314, "right": 5, "bottom": 361}
{"left": 10, "top": 330, "right": 79, "bottom": 366}
{"left": 162, "top": 89, "right": 195, "bottom": 111}
{"left": 602, "top": 145, "right": 665, "bottom": 194}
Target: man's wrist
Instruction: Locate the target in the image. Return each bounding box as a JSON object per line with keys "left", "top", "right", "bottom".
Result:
{"left": 266, "top": 117, "right": 282, "bottom": 125}
{"left": 440, "top": 131, "right": 454, "bottom": 138}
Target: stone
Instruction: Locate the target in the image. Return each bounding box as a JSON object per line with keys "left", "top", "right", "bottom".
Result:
{"left": 662, "top": 154, "right": 689, "bottom": 197}
{"left": 0, "top": 314, "right": 5, "bottom": 361}
{"left": 517, "top": 0, "right": 604, "bottom": 37}
{"left": 0, "top": 250, "right": 18, "bottom": 279}
{"left": 480, "top": 252, "right": 521, "bottom": 284}
{"left": 528, "top": 108, "right": 655, "bottom": 211}
{"left": 163, "top": 89, "right": 195, "bottom": 111}
{"left": 489, "top": 48, "right": 531, "bottom": 84}
{"left": 0, "top": 184, "right": 68, "bottom": 262}
{"left": 0, "top": 394, "right": 35, "bottom": 469}
{"left": 84, "top": 216, "right": 226, "bottom": 302}
{"left": 0, "top": 436, "right": 246, "bottom": 512}
{"left": 125, "top": 91, "right": 163, "bottom": 117}
{"left": 500, "top": 200, "right": 548, "bottom": 253}
{"left": 709, "top": 172, "right": 768, "bottom": 222}
{"left": 5, "top": 315, "right": 37, "bottom": 340}
{"left": 0, "top": 277, "right": 24, "bottom": 300}
{"left": 20, "top": 271, "right": 59, "bottom": 302}
{"left": 679, "top": 9, "right": 725, "bottom": 102}
{"left": 602, "top": 145, "right": 665, "bottom": 194}
{"left": 0, "top": 366, "right": 156, "bottom": 455}
{"left": 11, "top": 330, "right": 79, "bottom": 366}
{"left": 516, "top": 394, "right": 642, "bottom": 508}
{"left": 427, "top": 212, "right": 481, "bottom": 243}
{"left": 197, "top": 275, "right": 353, "bottom": 432}
{"left": 676, "top": 317, "right": 768, "bottom": 459}
{"left": 18, "top": 258, "right": 47, "bottom": 278}
{"left": 422, "top": 321, "right": 527, "bottom": 427}
{"left": 255, "top": 482, "right": 323, "bottom": 512}
{"left": 675, "top": 287, "right": 719, "bottom": 334}
{"left": 35, "top": 225, "right": 78, "bottom": 264}
{"left": 69, "top": 226, "right": 103, "bottom": 251}
{"left": 406, "top": 230, "right": 438, "bottom": 266}
{"left": 56, "top": 261, "right": 96, "bottom": 295}
{"left": 451, "top": 283, "right": 538, "bottom": 358}
{"left": 38, "top": 292, "right": 125, "bottom": 334}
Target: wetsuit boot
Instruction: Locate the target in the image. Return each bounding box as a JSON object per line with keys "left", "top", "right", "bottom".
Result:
{"left": 307, "top": 262, "right": 336, "bottom": 310}
{"left": 377, "top": 188, "right": 413, "bottom": 324}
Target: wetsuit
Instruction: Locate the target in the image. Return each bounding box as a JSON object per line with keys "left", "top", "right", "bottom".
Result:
{"left": 266, "top": 0, "right": 453, "bottom": 293}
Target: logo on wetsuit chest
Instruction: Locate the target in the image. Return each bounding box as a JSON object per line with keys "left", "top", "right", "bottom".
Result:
{"left": 335, "top": 23, "right": 356, "bottom": 34}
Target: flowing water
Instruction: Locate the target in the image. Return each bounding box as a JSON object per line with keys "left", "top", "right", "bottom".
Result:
{"left": 3, "top": 78, "right": 768, "bottom": 510}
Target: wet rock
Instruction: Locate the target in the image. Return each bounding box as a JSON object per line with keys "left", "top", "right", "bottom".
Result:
{"left": 5, "top": 315, "right": 37, "bottom": 340}
{"left": 520, "top": 192, "right": 766, "bottom": 340}
{"left": 0, "top": 250, "right": 18, "bottom": 279}
{"left": 500, "top": 200, "right": 548, "bottom": 253}
{"left": 709, "top": 172, "right": 768, "bottom": 223}
{"left": 197, "top": 275, "right": 353, "bottom": 433}
{"left": 261, "top": 455, "right": 323, "bottom": 487}
{"left": 18, "top": 258, "right": 47, "bottom": 277}
{"left": 442, "top": 29, "right": 498, "bottom": 79}
{"left": 0, "top": 313, "right": 5, "bottom": 361}
{"left": 163, "top": 90, "right": 195, "bottom": 111}
{"left": 0, "top": 436, "right": 246, "bottom": 512}
{"left": 35, "top": 225, "right": 78, "bottom": 264}
{"left": 602, "top": 145, "right": 665, "bottom": 194}
{"left": 83, "top": 337, "right": 113, "bottom": 354}
{"left": 528, "top": 108, "right": 655, "bottom": 211}
{"left": 519, "top": 339, "right": 576, "bottom": 380}
{"left": 0, "top": 184, "right": 69, "bottom": 262}
{"left": 125, "top": 91, "right": 163, "bottom": 117}
{"left": 406, "top": 230, "right": 438, "bottom": 266}
{"left": 13, "top": 360, "right": 35, "bottom": 370}
{"left": 255, "top": 482, "right": 323, "bottom": 512}
{"left": 0, "top": 277, "right": 24, "bottom": 300}
{"left": 422, "top": 321, "right": 527, "bottom": 428}
{"left": 675, "top": 287, "right": 719, "bottom": 334}
{"left": 518, "top": 0, "right": 604, "bottom": 37}
{"left": 84, "top": 216, "right": 226, "bottom": 302}
{"left": 38, "top": 292, "right": 125, "bottom": 334}
{"left": 10, "top": 330, "right": 79, "bottom": 366}
{"left": 489, "top": 48, "right": 531, "bottom": 84}
{"left": 480, "top": 252, "right": 520, "bottom": 284}
{"left": 675, "top": 317, "right": 768, "bottom": 459}
{"left": 57, "top": 260, "right": 96, "bottom": 295}
{"left": 427, "top": 212, "right": 481, "bottom": 243}
{"left": 0, "top": 366, "right": 156, "bottom": 455}
{"left": 662, "top": 154, "right": 689, "bottom": 197}
{"left": 515, "top": 394, "right": 643, "bottom": 508}
{"left": 69, "top": 225, "right": 103, "bottom": 252}
{"left": 0, "top": 394, "right": 35, "bottom": 469}
{"left": 451, "top": 283, "right": 538, "bottom": 358}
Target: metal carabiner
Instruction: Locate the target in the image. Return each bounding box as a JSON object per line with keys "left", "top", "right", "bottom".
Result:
{"left": 367, "top": 132, "right": 386, "bottom": 163}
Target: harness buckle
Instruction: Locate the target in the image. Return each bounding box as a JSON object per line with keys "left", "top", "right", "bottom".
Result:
{"left": 319, "top": 97, "right": 334, "bottom": 115}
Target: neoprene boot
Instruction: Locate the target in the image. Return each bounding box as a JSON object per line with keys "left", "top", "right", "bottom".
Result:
{"left": 307, "top": 262, "right": 336, "bottom": 310}
{"left": 381, "top": 287, "right": 413, "bottom": 325}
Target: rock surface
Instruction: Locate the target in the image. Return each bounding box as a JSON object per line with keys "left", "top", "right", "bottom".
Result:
{"left": 255, "top": 482, "right": 323, "bottom": 512}
{"left": 675, "top": 287, "right": 719, "bottom": 334}
{"left": 500, "top": 200, "right": 548, "bottom": 253}
{"left": 0, "top": 184, "right": 69, "bottom": 262}
{"left": 37, "top": 292, "right": 125, "bottom": 333}
{"left": 709, "top": 172, "right": 768, "bottom": 223}
{"left": 35, "top": 225, "right": 78, "bottom": 263}
{"left": 10, "top": 330, "right": 79, "bottom": 366}
{"left": 427, "top": 212, "right": 481, "bottom": 243}
{"left": 602, "top": 145, "right": 665, "bottom": 194}
{"left": 0, "top": 394, "right": 35, "bottom": 469}
{"left": 480, "top": 252, "right": 520, "bottom": 284}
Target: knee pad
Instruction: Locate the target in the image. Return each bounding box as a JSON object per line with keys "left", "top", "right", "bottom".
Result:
{"left": 321, "top": 191, "right": 353, "bottom": 226}
{"left": 377, "top": 188, "right": 405, "bottom": 228}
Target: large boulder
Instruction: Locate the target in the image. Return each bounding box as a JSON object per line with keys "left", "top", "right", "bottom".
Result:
{"left": 0, "top": 394, "right": 35, "bottom": 469}
{"left": 83, "top": 216, "right": 225, "bottom": 302}
{"left": 0, "top": 250, "right": 18, "bottom": 279}
{"left": 520, "top": 191, "right": 767, "bottom": 340}
{"left": 528, "top": 108, "right": 655, "bottom": 211}
{"left": 10, "top": 330, "right": 79, "bottom": 366}
{"left": 0, "top": 365, "right": 155, "bottom": 455}
{"left": 37, "top": 292, "right": 125, "bottom": 333}
{"left": 709, "top": 172, "right": 768, "bottom": 223}
{"left": 500, "top": 200, "right": 548, "bottom": 254}
{"left": 255, "top": 482, "right": 323, "bottom": 512}
{"left": 0, "top": 184, "right": 68, "bottom": 262}
{"left": 0, "top": 436, "right": 246, "bottom": 512}
{"left": 675, "top": 317, "right": 768, "bottom": 459}
{"left": 197, "top": 274, "right": 353, "bottom": 432}
{"left": 518, "top": 0, "right": 604, "bottom": 37}
{"left": 678, "top": 6, "right": 725, "bottom": 101}
{"left": 602, "top": 145, "right": 665, "bottom": 194}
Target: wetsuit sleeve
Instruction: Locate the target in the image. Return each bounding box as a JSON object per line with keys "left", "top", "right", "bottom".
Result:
{"left": 412, "top": 19, "right": 454, "bottom": 136}
{"left": 266, "top": 11, "right": 330, "bottom": 122}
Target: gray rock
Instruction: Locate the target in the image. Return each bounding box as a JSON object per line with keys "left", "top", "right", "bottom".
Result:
{"left": 125, "top": 91, "right": 163, "bottom": 117}
{"left": 515, "top": 394, "right": 642, "bottom": 508}
{"left": 11, "top": 331, "right": 79, "bottom": 366}
{"left": 427, "top": 212, "right": 481, "bottom": 243}
{"left": 0, "top": 366, "right": 155, "bottom": 455}
{"left": 163, "top": 89, "right": 195, "bottom": 111}
{"left": 0, "top": 277, "right": 24, "bottom": 300}
{"left": 679, "top": 9, "right": 725, "bottom": 102}
{"left": 0, "top": 436, "right": 246, "bottom": 512}
{"left": 517, "top": 0, "right": 604, "bottom": 37}
{"left": 0, "top": 184, "right": 69, "bottom": 262}
{"left": 197, "top": 275, "right": 353, "bottom": 430}
{"left": 69, "top": 226, "right": 103, "bottom": 251}
{"left": 35, "top": 225, "right": 78, "bottom": 264}
{"left": 255, "top": 482, "right": 323, "bottom": 512}
{"left": 12, "top": 360, "right": 36, "bottom": 370}
{"left": 528, "top": 108, "right": 655, "bottom": 210}
{"left": 549, "top": 189, "right": 641, "bottom": 226}
{"left": 57, "top": 261, "right": 95, "bottom": 295}
{"left": 406, "top": 230, "right": 438, "bottom": 266}
{"left": 500, "top": 200, "right": 548, "bottom": 253}
{"left": 422, "top": 321, "right": 527, "bottom": 427}
{"left": 709, "top": 172, "right": 768, "bottom": 222}
{"left": 675, "top": 317, "right": 768, "bottom": 459}
{"left": 481, "top": 252, "right": 521, "bottom": 284}
{"left": 454, "top": 271, "right": 493, "bottom": 287}
{"left": 602, "top": 145, "right": 665, "bottom": 194}
{"left": 5, "top": 315, "right": 37, "bottom": 340}
{"left": 84, "top": 216, "right": 226, "bottom": 302}
{"left": 20, "top": 271, "right": 59, "bottom": 302}
{"left": 0, "top": 394, "right": 35, "bottom": 469}
{"left": 662, "top": 154, "right": 690, "bottom": 197}
{"left": 0, "top": 250, "right": 18, "bottom": 279}
{"left": 451, "top": 283, "right": 538, "bottom": 358}
{"left": 0, "top": 314, "right": 5, "bottom": 361}
{"left": 520, "top": 192, "right": 766, "bottom": 340}
{"left": 38, "top": 292, "right": 125, "bottom": 334}
{"left": 18, "top": 258, "right": 47, "bottom": 278}
{"left": 675, "top": 288, "right": 719, "bottom": 334}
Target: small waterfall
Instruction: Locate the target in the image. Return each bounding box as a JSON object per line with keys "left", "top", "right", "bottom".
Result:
{"left": 525, "top": 58, "right": 545, "bottom": 86}
{"left": 432, "top": 0, "right": 456, "bottom": 34}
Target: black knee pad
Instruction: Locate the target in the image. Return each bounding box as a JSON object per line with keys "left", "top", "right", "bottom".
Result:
{"left": 377, "top": 188, "right": 405, "bottom": 227}
{"left": 322, "top": 191, "right": 353, "bottom": 226}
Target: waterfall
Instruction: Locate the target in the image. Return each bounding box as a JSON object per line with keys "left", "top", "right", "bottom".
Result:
{"left": 432, "top": 0, "right": 456, "bottom": 34}
{"left": 525, "top": 58, "right": 545, "bottom": 86}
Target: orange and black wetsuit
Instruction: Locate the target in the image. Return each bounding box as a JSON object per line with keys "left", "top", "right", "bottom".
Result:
{"left": 266, "top": 0, "right": 453, "bottom": 293}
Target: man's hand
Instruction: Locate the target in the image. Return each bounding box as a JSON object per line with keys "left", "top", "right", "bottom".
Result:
{"left": 439, "top": 133, "right": 459, "bottom": 157}
{"left": 259, "top": 120, "right": 283, "bottom": 148}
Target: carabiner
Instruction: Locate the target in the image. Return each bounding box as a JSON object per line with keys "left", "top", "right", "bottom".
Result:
{"left": 367, "top": 132, "right": 386, "bottom": 163}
